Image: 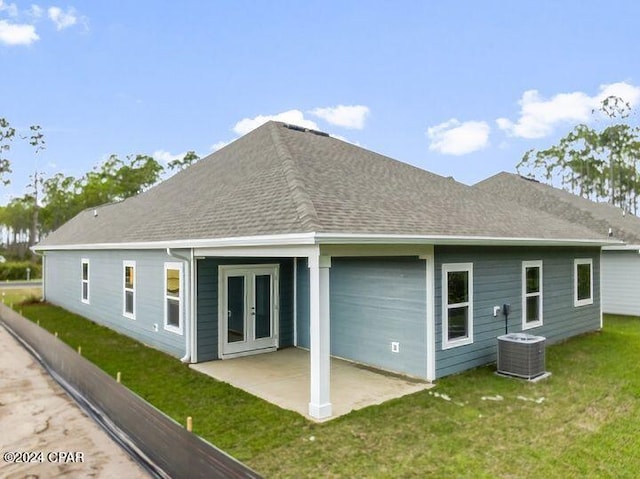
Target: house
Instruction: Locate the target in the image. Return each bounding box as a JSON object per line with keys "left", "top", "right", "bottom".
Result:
{"left": 34, "top": 122, "right": 617, "bottom": 420}
{"left": 475, "top": 172, "right": 640, "bottom": 317}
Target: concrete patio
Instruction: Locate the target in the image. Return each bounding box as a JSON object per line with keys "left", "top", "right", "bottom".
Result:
{"left": 190, "top": 347, "right": 433, "bottom": 421}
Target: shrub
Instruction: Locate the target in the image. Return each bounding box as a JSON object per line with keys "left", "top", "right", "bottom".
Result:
{"left": 0, "top": 261, "right": 42, "bottom": 280}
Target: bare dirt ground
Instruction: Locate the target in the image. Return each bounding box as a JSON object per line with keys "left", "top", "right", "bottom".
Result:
{"left": 0, "top": 325, "right": 149, "bottom": 478}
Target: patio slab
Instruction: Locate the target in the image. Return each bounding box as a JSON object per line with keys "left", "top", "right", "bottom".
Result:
{"left": 190, "top": 347, "right": 432, "bottom": 421}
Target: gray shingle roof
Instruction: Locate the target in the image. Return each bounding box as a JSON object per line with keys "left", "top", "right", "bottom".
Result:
{"left": 475, "top": 172, "right": 640, "bottom": 244}
{"left": 37, "top": 122, "right": 612, "bottom": 248}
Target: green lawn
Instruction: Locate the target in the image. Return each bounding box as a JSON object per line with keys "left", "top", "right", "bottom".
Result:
{"left": 10, "top": 293, "right": 640, "bottom": 478}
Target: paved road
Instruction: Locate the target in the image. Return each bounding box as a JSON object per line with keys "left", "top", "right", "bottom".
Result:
{"left": 0, "top": 325, "right": 149, "bottom": 478}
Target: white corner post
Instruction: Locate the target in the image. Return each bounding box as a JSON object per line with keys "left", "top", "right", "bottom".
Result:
{"left": 308, "top": 254, "right": 332, "bottom": 419}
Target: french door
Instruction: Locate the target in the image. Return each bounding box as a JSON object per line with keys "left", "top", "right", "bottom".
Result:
{"left": 219, "top": 265, "right": 278, "bottom": 358}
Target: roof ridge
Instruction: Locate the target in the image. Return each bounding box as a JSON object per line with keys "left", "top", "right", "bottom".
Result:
{"left": 268, "top": 122, "right": 321, "bottom": 231}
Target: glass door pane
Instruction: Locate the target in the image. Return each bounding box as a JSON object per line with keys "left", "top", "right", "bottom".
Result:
{"left": 227, "top": 275, "right": 245, "bottom": 343}
{"left": 254, "top": 274, "right": 271, "bottom": 339}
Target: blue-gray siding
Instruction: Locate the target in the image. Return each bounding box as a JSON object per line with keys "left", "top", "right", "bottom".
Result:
{"left": 295, "top": 257, "right": 310, "bottom": 349}
{"left": 295, "top": 257, "right": 427, "bottom": 378}
{"left": 195, "top": 257, "right": 294, "bottom": 362}
{"left": 434, "top": 246, "right": 601, "bottom": 378}
{"left": 330, "top": 257, "right": 427, "bottom": 378}
{"left": 44, "top": 249, "right": 188, "bottom": 358}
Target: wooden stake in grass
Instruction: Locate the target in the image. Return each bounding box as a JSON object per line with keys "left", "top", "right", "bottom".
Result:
{"left": 37, "top": 319, "right": 40, "bottom": 326}
{"left": 187, "top": 416, "right": 193, "bottom": 432}
{"left": 116, "top": 372, "right": 121, "bottom": 384}
{"left": 77, "top": 346, "right": 82, "bottom": 355}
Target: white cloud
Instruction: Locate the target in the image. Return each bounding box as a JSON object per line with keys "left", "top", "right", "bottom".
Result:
{"left": 29, "top": 4, "right": 43, "bottom": 18}
{"left": 233, "top": 109, "right": 319, "bottom": 135}
{"left": 427, "top": 119, "right": 490, "bottom": 155}
{"left": 309, "top": 104, "right": 370, "bottom": 129}
{"left": 47, "top": 6, "right": 77, "bottom": 30}
{"left": 0, "top": 1, "right": 18, "bottom": 17}
{"left": 497, "top": 82, "right": 640, "bottom": 139}
{"left": 0, "top": 19, "right": 38, "bottom": 45}
{"left": 152, "top": 149, "right": 185, "bottom": 165}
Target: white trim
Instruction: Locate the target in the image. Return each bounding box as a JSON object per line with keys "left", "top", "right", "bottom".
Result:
{"left": 441, "top": 263, "right": 474, "bottom": 350}
{"left": 308, "top": 252, "right": 332, "bottom": 419}
{"left": 293, "top": 257, "right": 298, "bottom": 347}
{"left": 521, "top": 260, "right": 543, "bottom": 330}
{"left": 192, "top": 256, "right": 199, "bottom": 361}
{"left": 574, "top": 258, "right": 594, "bottom": 307}
{"left": 419, "top": 246, "right": 436, "bottom": 381}
{"left": 599, "top": 249, "right": 603, "bottom": 328}
{"left": 218, "top": 264, "right": 280, "bottom": 358}
{"left": 34, "top": 231, "right": 622, "bottom": 251}
{"left": 163, "top": 262, "right": 184, "bottom": 335}
{"left": 123, "top": 260, "right": 136, "bottom": 319}
{"left": 603, "top": 244, "right": 640, "bottom": 251}
{"left": 81, "top": 258, "right": 90, "bottom": 304}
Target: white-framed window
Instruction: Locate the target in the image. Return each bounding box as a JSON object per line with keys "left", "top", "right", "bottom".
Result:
{"left": 574, "top": 258, "right": 593, "bottom": 307}
{"left": 522, "top": 260, "right": 543, "bottom": 329}
{"left": 164, "top": 262, "right": 183, "bottom": 334}
{"left": 442, "top": 263, "right": 473, "bottom": 349}
{"left": 123, "top": 261, "right": 136, "bottom": 319}
{"left": 81, "top": 258, "right": 90, "bottom": 304}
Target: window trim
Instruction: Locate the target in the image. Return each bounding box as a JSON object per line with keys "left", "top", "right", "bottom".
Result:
{"left": 164, "top": 262, "right": 183, "bottom": 335}
{"left": 123, "top": 260, "right": 136, "bottom": 319}
{"left": 81, "top": 258, "right": 90, "bottom": 304}
{"left": 442, "top": 262, "right": 474, "bottom": 350}
{"left": 522, "top": 260, "right": 543, "bottom": 330}
{"left": 574, "top": 258, "right": 594, "bottom": 307}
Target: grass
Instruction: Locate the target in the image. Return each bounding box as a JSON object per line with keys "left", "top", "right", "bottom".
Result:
{"left": 8, "top": 290, "right": 640, "bottom": 478}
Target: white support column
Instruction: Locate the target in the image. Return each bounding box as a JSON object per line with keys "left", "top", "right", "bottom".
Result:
{"left": 308, "top": 254, "right": 332, "bottom": 419}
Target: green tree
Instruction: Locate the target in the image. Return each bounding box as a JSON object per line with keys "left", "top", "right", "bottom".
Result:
{"left": 25, "top": 125, "right": 46, "bottom": 248}
{"left": 38, "top": 153, "right": 166, "bottom": 236}
{"left": 40, "top": 173, "right": 80, "bottom": 232}
{"left": 517, "top": 95, "right": 640, "bottom": 213}
{"left": 0, "top": 117, "right": 16, "bottom": 185}
{"left": 168, "top": 150, "right": 200, "bottom": 172}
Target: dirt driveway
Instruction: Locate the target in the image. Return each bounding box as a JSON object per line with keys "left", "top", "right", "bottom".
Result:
{"left": 0, "top": 325, "right": 149, "bottom": 478}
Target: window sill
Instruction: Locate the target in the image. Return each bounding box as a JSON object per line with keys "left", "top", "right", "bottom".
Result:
{"left": 442, "top": 337, "right": 473, "bottom": 350}
{"left": 164, "top": 325, "right": 183, "bottom": 335}
{"left": 522, "top": 321, "right": 542, "bottom": 330}
{"left": 574, "top": 298, "right": 594, "bottom": 307}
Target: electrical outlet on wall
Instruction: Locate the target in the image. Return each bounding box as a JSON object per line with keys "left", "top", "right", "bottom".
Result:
{"left": 391, "top": 341, "right": 400, "bottom": 353}
{"left": 153, "top": 323, "right": 158, "bottom": 332}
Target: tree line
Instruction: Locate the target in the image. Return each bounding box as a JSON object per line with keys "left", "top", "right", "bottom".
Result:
{"left": 0, "top": 117, "right": 198, "bottom": 259}
{"left": 517, "top": 95, "right": 640, "bottom": 214}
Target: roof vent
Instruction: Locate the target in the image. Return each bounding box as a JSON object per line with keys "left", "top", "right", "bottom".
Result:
{"left": 520, "top": 175, "right": 540, "bottom": 183}
{"left": 283, "top": 123, "right": 329, "bottom": 137}
{"left": 283, "top": 123, "right": 306, "bottom": 133}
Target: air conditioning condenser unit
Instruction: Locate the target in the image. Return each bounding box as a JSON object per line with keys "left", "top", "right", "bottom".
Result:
{"left": 497, "top": 333, "right": 546, "bottom": 380}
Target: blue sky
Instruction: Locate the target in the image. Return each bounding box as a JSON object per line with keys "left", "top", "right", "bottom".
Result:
{"left": 2, "top": 0, "right": 640, "bottom": 204}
